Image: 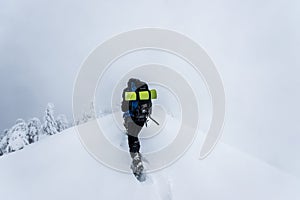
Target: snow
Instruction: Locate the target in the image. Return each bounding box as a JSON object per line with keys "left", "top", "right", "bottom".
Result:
{"left": 0, "top": 120, "right": 299, "bottom": 200}
{"left": 42, "top": 103, "right": 59, "bottom": 136}
{"left": 0, "top": 103, "right": 70, "bottom": 157}
{"left": 5, "top": 120, "right": 28, "bottom": 153}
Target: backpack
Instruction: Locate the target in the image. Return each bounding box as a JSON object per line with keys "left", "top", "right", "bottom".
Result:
{"left": 121, "top": 78, "right": 152, "bottom": 120}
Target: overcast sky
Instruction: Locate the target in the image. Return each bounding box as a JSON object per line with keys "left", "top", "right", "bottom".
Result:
{"left": 0, "top": 0, "right": 300, "bottom": 178}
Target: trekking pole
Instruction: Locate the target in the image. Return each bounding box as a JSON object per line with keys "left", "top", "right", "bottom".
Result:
{"left": 149, "top": 115, "right": 160, "bottom": 126}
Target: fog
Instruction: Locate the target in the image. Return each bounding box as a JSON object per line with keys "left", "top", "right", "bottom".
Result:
{"left": 0, "top": 0, "right": 299, "bottom": 178}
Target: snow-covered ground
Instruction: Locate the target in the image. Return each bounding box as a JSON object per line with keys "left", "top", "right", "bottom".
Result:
{"left": 0, "top": 119, "right": 299, "bottom": 200}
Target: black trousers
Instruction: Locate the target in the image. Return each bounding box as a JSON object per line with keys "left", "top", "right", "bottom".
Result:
{"left": 124, "top": 116, "right": 146, "bottom": 154}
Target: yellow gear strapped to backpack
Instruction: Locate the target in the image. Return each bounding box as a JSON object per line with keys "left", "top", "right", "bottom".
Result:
{"left": 125, "top": 89, "right": 157, "bottom": 101}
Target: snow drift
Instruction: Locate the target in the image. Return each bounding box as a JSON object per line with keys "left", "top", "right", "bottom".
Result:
{"left": 0, "top": 121, "right": 299, "bottom": 200}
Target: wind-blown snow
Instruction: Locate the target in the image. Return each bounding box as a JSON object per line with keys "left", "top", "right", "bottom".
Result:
{"left": 0, "top": 121, "right": 299, "bottom": 200}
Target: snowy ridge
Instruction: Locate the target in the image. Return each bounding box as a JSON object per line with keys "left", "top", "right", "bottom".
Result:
{"left": 0, "top": 103, "right": 70, "bottom": 156}
{"left": 0, "top": 121, "right": 299, "bottom": 200}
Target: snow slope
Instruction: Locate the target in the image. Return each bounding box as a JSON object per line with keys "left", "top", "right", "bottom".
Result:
{"left": 0, "top": 121, "right": 299, "bottom": 200}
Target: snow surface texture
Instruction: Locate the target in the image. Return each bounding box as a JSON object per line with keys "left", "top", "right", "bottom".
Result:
{"left": 0, "top": 119, "right": 299, "bottom": 200}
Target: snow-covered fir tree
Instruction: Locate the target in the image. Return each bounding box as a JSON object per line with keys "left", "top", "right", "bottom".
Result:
{"left": 6, "top": 119, "right": 29, "bottom": 153}
{"left": 27, "top": 118, "right": 41, "bottom": 144}
{"left": 0, "top": 103, "right": 71, "bottom": 156}
{"left": 42, "top": 103, "right": 58, "bottom": 135}
{"left": 0, "top": 129, "right": 9, "bottom": 156}
{"left": 56, "top": 114, "right": 69, "bottom": 132}
{"left": 76, "top": 101, "right": 96, "bottom": 125}
{"left": 0, "top": 129, "right": 8, "bottom": 141}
